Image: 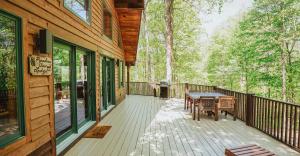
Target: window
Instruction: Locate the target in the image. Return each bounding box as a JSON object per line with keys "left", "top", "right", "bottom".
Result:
{"left": 118, "top": 32, "right": 123, "bottom": 48}
{"left": 0, "top": 10, "right": 24, "bottom": 147}
{"left": 53, "top": 39, "right": 95, "bottom": 143}
{"left": 64, "top": 0, "right": 91, "bottom": 23}
{"left": 119, "top": 61, "right": 124, "bottom": 87}
{"left": 103, "top": 8, "right": 112, "bottom": 39}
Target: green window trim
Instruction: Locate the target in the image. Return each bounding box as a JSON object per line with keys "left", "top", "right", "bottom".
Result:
{"left": 53, "top": 38, "right": 96, "bottom": 145}
{"left": 64, "top": 0, "right": 92, "bottom": 24}
{"left": 0, "top": 9, "right": 25, "bottom": 147}
{"left": 119, "top": 61, "right": 124, "bottom": 88}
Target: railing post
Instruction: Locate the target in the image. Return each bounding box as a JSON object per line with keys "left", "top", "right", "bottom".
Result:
{"left": 246, "top": 93, "right": 254, "bottom": 126}
{"left": 184, "top": 83, "right": 189, "bottom": 110}
{"left": 126, "top": 65, "right": 130, "bottom": 95}
{"left": 213, "top": 86, "right": 217, "bottom": 92}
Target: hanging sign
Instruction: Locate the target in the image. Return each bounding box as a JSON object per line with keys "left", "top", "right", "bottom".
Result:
{"left": 29, "top": 55, "right": 52, "bottom": 75}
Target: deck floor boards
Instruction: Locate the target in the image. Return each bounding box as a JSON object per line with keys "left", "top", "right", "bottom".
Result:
{"left": 65, "top": 95, "right": 299, "bottom": 156}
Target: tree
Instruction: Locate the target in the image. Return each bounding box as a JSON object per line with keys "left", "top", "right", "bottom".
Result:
{"left": 164, "top": 0, "right": 174, "bottom": 83}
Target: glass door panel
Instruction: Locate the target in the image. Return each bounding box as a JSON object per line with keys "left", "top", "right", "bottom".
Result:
{"left": 76, "top": 49, "right": 90, "bottom": 125}
{"left": 101, "top": 57, "right": 115, "bottom": 112}
{"left": 53, "top": 42, "right": 72, "bottom": 137}
{"left": 106, "top": 59, "right": 112, "bottom": 107}
{"left": 101, "top": 57, "right": 107, "bottom": 110}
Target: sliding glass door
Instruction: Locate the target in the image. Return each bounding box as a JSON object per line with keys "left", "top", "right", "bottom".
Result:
{"left": 101, "top": 57, "right": 115, "bottom": 112}
{"left": 53, "top": 42, "right": 72, "bottom": 137}
{"left": 53, "top": 39, "right": 95, "bottom": 142}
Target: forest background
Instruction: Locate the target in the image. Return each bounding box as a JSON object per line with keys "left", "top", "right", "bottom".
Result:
{"left": 131, "top": 0, "right": 300, "bottom": 103}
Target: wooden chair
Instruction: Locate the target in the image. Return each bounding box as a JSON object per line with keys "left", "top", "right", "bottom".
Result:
{"left": 218, "top": 96, "right": 236, "bottom": 121}
{"left": 195, "top": 97, "right": 217, "bottom": 121}
{"left": 185, "top": 89, "right": 197, "bottom": 113}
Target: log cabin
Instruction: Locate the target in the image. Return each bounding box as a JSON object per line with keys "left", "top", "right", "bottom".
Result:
{"left": 0, "top": 0, "right": 143, "bottom": 155}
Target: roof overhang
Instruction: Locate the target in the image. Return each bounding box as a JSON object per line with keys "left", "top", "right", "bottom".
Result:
{"left": 115, "top": 0, "right": 144, "bottom": 65}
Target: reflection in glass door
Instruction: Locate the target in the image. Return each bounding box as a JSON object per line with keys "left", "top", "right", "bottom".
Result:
{"left": 76, "top": 49, "right": 91, "bottom": 125}
{"left": 53, "top": 42, "right": 72, "bottom": 137}
{"left": 53, "top": 39, "right": 95, "bottom": 142}
{"left": 101, "top": 57, "right": 115, "bottom": 112}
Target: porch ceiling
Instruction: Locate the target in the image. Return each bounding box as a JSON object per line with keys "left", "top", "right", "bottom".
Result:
{"left": 115, "top": 0, "right": 144, "bottom": 65}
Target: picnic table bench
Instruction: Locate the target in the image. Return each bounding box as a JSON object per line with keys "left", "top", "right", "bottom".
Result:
{"left": 225, "top": 144, "right": 276, "bottom": 156}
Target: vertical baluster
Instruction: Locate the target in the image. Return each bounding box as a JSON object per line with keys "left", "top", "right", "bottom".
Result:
{"left": 293, "top": 105, "right": 297, "bottom": 147}
{"left": 289, "top": 105, "right": 293, "bottom": 146}
{"left": 241, "top": 94, "right": 244, "bottom": 121}
{"left": 275, "top": 102, "right": 281, "bottom": 140}
{"left": 270, "top": 101, "right": 275, "bottom": 136}
{"left": 259, "top": 98, "right": 262, "bottom": 129}
{"left": 274, "top": 101, "right": 278, "bottom": 139}
{"left": 253, "top": 97, "right": 256, "bottom": 127}
{"left": 266, "top": 100, "right": 271, "bottom": 134}
{"left": 281, "top": 102, "right": 284, "bottom": 141}
{"left": 285, "top": 104, "right": 289, "bottom": 144}
{"left": 298, "top": 106, "right": 300, "bottom": 148}
{"left": 261, "top": 98, "right": 264, "bottom": 132}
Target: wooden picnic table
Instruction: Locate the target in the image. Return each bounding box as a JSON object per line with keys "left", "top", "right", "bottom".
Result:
{"left": 185, "top": 92, "right": 227, "bottom": 121}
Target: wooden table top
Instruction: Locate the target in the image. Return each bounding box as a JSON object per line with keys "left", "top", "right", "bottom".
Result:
{"left": 187, "top": 92, "right": 226, "bottom": 100}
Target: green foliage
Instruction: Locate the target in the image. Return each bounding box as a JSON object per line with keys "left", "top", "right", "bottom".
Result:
{"left": 132, "top": 0, "right": 300, "bottom": 103}
{"left": 0, "top": 14, "right": 17, "bottom": 90}
{"left": 207, "top": 0, "right": 300, "bottom": 102}
{"left": 132, "top": 0, "right": 202, "bottom": 83}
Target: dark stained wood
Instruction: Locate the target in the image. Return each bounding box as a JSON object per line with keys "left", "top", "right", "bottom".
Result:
{"left": 115, "top": 0, "right": 144, "bottom": 9}
{"left": 116, "top": 8, "right": 143, "bottom": 64}
{"left": 225, "top": 144, "right": 276, "bottom": 156}
{"left": 246, "top": 93, "right": 254, "bottom": 126}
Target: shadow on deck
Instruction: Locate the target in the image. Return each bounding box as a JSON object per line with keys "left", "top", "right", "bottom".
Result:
{"left": 66, "top": 95, "right": 299, "bottom": 156}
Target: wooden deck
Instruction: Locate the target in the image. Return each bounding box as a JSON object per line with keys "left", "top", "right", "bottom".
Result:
{"left": 65, "top": 95, "right": 299, "bottom": 156}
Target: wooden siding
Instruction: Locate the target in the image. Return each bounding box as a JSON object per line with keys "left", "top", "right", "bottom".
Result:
{"left": 0, "top": 0, "right": 130, "bottom": 155}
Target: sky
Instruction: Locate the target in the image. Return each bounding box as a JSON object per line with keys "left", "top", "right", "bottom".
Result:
{"left": 200, "top": 0, "right": 253, "bottom": 38}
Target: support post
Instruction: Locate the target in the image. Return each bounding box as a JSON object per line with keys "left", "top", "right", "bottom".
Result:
{"left": 127, "top": 65, "right": 130, "bottom": 95}
{"left": 184, "top": 83, "right": 189, "bottom": 110}
{"left": 213, "top": 86, "right": 218, "bottom": 92}
{"left": 246, "top": 93, "right": 254, "bottom": 126}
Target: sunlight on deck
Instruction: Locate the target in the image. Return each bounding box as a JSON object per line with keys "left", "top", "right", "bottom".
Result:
{"left": 66, "top": 95, "right": 299, "bottom": 156}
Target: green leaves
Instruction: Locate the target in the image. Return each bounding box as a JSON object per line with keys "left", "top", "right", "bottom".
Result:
{"left": 207, "top": 0, "right": 300, "bottom": 102}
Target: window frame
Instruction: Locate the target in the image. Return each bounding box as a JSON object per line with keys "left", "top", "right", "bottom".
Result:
{"left": 118, "top": 32, "right": 123, "bottom": 48}
{"left": 53, "top": 38, "right": 96, "bottom": 145}
{"left": 0, "top": 9, "right": 25, "bottom": 147}
{"left": 64, "top": 0, "right": 92, "bottom": 24}
{"left": 119, "top": 61, "right": 124, "bottom": 88}
{"left": 103, "top": 5, "right": 113, "bottom": 40}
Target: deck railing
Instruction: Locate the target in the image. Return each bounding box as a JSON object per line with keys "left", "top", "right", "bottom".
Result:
{"left": 127, "top": 82, "right": 300, "bottom": 152}
{"left": 0, "top": 89, "right": 16, "bottom": 113}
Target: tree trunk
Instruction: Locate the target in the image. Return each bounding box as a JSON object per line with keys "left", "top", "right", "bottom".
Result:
{"left": 280, "top": 47, "right": 287, "bottom": 101}
{"left": 144, "top": 14, "right": 152, "bottom": 82}
{"left": 164, "top": 0, "right": 174, "bottom": 83}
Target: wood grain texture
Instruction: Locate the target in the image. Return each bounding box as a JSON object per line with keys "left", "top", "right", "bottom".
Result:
{"left": 65, "top": 95, "right": 299, "bottom": 156}
{"left": 0, "top": 0, "right": 141, "bottom": 154}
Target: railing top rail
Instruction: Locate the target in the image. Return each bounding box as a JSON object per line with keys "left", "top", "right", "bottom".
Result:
{"left": 187, "top": 83, "right": 215, "bottom": 87}
{"left": 215, "top": 87, "right": 248, "bottom": 95}
{"left": 254, "top": 95, "right": 300, "bottom": 107}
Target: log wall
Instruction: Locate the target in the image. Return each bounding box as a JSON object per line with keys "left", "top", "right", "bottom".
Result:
{"left": 0, "top": 0, "right": 127, "bottom": 155}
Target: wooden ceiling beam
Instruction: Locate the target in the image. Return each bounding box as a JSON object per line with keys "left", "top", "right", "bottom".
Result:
{"left": 116, "top": 7, "right": 143, "bottom": 65}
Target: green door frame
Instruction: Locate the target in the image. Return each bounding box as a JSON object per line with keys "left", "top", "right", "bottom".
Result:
{"left": 101, "top": 56, "right": 116, "bottom": 112}
{"left": 0, "top": 9, "right": 25, "bottom": 147}
{"left": 53, "top": 38, "right": 96, "bottom": 144}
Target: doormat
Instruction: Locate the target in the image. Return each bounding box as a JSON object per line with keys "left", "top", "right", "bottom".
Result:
{"left": 84, "top": 125, "right": 112, "bottom": 138}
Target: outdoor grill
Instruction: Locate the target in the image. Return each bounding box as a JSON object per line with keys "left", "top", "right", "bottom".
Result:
{"left": 159, "top": 81, "right": 170, "bottom": 98}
